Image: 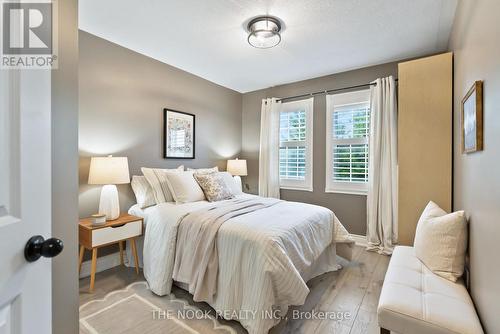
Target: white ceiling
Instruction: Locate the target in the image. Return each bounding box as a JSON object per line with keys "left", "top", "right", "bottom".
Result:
{"left": 79, "top": 0, "right": 457, "bottom": 93}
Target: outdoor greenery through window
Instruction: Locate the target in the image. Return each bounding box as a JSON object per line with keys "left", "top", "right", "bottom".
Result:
{"left": 326, "top": 90, "right": 371, "bottom": 194}
{"left": 280, "top": 110, "right": 306, "bottom": 180}
{"left": 279, "top": 98, "right": 313, "bottom": 191}
{"left": 332, "top": 103, "right": 370, "bottom": 182}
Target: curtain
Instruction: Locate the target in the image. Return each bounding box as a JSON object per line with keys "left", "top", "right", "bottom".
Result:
{"left": 366, "top": 76, "right": 398, "bottom": 255}
{"left": 258, "top": 98, "right": 281, "bottom": 198}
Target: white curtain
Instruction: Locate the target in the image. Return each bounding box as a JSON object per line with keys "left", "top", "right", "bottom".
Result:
{"left": 366, "top": 76, "right": 398, "bottom": 255}
{"left": 258, "top": 98, "right": 281, "bottom": 198}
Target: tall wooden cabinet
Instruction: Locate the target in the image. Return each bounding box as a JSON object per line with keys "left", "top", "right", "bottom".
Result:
{"left": 397, "top": 53, "right": 453, "bottom": 245}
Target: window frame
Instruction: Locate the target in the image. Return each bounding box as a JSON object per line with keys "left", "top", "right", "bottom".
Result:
{"left": 325, "top": 90, "right": 370, "bottom": 195}
{"left": 279, "top": 98, "right": 314, "bottom": 192}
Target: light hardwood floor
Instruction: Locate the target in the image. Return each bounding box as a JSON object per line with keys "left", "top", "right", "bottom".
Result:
{"left": 79, "top": 246, "right": 389, "bottom": 333}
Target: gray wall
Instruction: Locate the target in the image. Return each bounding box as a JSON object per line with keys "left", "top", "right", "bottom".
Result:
{"left": 449, "top": 0, "right": 500, "bottom": 332}
{"left": 52, "top": 0, "right": 79, "bottom": 333}
{"left": 78, "top": 31, "right": 242, "bottom": 218}
{"left": 241, "top": 63, "right": 398, "bottom": 235}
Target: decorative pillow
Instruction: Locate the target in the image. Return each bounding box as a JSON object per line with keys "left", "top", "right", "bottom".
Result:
{"left": 414, "top": 201, "right": 467, "bottom": 282}
{"left": 187, "top": 166, "right": 219, "bottom": 174}
{"left": 218, "top": 172, "right": 243, "bottom": 196}
{"left": 131, "top": 176, "right": 156, "bottom": 209}
{"left": 165, "top": 171, "right": 206, "bottom": 204}
{"left": 141, "top": 166, "right": 184, "bottom": 204}
{"left": 194, "top": 172, "right": 234, "bottom": 202}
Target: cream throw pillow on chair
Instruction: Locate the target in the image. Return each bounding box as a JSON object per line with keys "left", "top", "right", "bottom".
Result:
{"left": 414, "top": 201, "right": 467, "bottom": 282}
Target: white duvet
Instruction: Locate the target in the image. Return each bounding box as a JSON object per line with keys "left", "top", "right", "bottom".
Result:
{"left": 135, "top": 194, "right": 353, "bottom": 334}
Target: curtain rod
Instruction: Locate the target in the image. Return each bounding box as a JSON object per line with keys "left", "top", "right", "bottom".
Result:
{"left": 275, "top": 78, "right": 398, "bottom": 103}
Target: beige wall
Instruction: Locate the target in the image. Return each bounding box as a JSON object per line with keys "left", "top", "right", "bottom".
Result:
{"left": 397, "top": 53, "right": 453, "bottom": 245}
{"left": 78, "top": 31, "right": 243, "bottom": 219}
{"left": 448, "top": 0, "right": 500, "bottom": 332}
{"left": 52, "top": 0, "right": 79, "bottom": 332}
{"left": 241, "top": 62, "right": 398, "bottom": 235}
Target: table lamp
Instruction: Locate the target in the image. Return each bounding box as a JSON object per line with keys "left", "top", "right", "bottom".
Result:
{"left": 227, "top": 158, "right": 247, "bottom": 191}
{"left": 88, "top": 156, "right": 130, "bottom": 220}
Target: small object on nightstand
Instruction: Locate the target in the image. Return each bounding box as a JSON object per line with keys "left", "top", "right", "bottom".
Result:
{"left": 79, "top": 213, "right": 143, "bottom": 293}
{"left": 91, "top": 214, "right": 106, "bottom": 226}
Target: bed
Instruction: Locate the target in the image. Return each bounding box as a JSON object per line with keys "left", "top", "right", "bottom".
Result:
{"left": 128, "top": 193, "right": 353, "bottom": 334}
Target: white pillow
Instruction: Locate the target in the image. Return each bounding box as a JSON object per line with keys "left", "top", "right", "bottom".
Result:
{"left": 131, "top": 176, "right": 156, "bottom": 209}
{"left": 187, "top": 166, "right": 219, "bottom": 173}
{"left": 165, "top": 171, "right": 206, "bottom": 204}
{"left": 218, "top": 172, "right": 243, "bottom": 196}
{"left": 141, "top": 166, "right": 184, "bottom": 204}
{"left": 414, "top": 201, "right": 467, "bottom": 282}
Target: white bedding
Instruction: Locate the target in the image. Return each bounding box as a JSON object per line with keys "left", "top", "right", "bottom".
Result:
{"left": 129, "top": 194, "right": 353, "bottom": 334}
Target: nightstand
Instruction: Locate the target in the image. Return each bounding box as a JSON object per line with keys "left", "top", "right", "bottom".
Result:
{"left": 79, "top": 213, "right": 143, "bottom": 292}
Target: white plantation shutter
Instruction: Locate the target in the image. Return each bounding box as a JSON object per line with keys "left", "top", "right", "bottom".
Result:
{"left": 279, "top": 98, "right": 313, "bottom": 191}
{"left": 333, "top": 144, "right": 369, "bottom": 182}
{"left": 326, "top": 90, "right": 371, "bottom": 194}
{"left": 279, "top": 146, "right": 306, "bottom": 180}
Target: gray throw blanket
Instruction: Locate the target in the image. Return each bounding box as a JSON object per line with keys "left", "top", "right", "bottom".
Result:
{"left": 172, "top": 197, "right": 281, "bottom": 302}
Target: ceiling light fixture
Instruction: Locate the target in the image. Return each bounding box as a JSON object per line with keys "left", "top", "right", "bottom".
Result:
{"left": 247, "top": 16, "right": 282, "bottom": 49}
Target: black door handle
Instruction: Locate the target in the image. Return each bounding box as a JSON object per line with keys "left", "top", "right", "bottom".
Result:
{"left": 24, "top": 235, "right": 64, "bottom": 262}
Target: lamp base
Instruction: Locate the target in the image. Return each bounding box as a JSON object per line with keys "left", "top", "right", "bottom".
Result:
{"left": 99, "top": 184, "right": 120, "bottom": 220}
{"left": 233, "top": 175, "right": 243, "bottom": 192}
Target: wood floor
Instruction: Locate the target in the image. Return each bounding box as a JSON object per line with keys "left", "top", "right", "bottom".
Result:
{"left": 79, "top": 245, "right": 390, "bottom": 334}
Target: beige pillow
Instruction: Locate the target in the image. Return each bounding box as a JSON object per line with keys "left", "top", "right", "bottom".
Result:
{"left": 165, "top": 171, "right": 205, "bottom": 204}
{"left": 131, "top": 176, "right": 156, "bottom": 209}
{"left": 414, "top": 201, "right": 467, "bottom": 282}
{"left": 187, "top": 166, "right": 219, "bottom": 174}
{"left": 194, "top": 172, "right": 234, "bottom": 202}
{"left": 141, "top": 166, "right": 184, "bottom": 203}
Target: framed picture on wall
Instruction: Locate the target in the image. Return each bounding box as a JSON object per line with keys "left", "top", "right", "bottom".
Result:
{"left": 461, "top": 81, "right": 483, "bottom": 154}
{"left": 163, "top": 108, "right": 195, "bottom": 159}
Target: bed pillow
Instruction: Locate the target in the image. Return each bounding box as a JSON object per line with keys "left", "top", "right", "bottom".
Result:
{"left": 414, "top": 201, "right": 467, "bottom": 282}
{"left": 187, "top": 166, "right": 219, "bottom": 174}
{"left": 165, "top": 171, "right": 206, "bottom": 204}
{"left": 141, "top": 166, "right": 184, "bottom": 204}
{"left": 131, "top": 176, "right": 156, "bottom": 209}
{"left": 218, "top": 172, "right": 243, "bottom": 196}
{"left": 194, "top": 172, "right": 234, "bottom": 202}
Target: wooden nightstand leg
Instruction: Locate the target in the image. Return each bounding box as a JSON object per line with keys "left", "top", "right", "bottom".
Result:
{"left": 130, "top": 238, "right": 139, "bottom": 274}
{"left": 118, "top": 241, "right": 124, "bottom": 265}
{"left": 79, "top": 245, "right": 85, "bottom": 275}
{"left": 89, "top": 248, "right": 98, "bottom": 292}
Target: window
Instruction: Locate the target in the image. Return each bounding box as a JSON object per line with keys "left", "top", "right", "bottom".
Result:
{"left": 325, "top": 90, "right": 370, "bottom": 195}
{"left": 279, "top": 98, "right": 313, "bottom": 191}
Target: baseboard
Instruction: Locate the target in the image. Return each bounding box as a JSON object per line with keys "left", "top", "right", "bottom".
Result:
{"left": 350, "top": 234, "right": 367, "bottom": 247}
{"left": 79, "top": 252, "right": 125, "bottom": 279}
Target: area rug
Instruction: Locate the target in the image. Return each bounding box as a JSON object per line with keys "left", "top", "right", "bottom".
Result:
{"left": 79, "top": 281, "right": 238, "bottom": 334}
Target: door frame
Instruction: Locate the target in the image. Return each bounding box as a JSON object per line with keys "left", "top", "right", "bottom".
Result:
{"left": 51, "top": 0, "right": 79, "bottom": 333}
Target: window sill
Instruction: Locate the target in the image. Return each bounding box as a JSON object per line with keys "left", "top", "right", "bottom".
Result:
{"left": 280, "top": 186, "right": 313, "bottom": 192}
{"left": 325, "top": 188, "right": 367, "bottom": 196}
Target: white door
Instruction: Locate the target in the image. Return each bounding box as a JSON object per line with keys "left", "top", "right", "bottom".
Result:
{"left": 0, "top": 67, "right": 56, "bottom": 332}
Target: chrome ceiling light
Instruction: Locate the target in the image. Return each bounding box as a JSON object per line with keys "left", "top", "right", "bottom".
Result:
{"left": 247, "top": 16, "right": 282, "bottom": 49}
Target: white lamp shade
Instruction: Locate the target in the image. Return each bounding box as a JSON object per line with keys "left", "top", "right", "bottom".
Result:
{"left": 227, "top": 159, "right": 247, "bottom": 176}
{"left": 88, "top": 156, "right": 130, "bottom": 185}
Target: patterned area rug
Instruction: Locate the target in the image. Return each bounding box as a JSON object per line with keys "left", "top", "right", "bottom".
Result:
{"left": 79, "top": 281, "right": 238, "bottom": 334}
